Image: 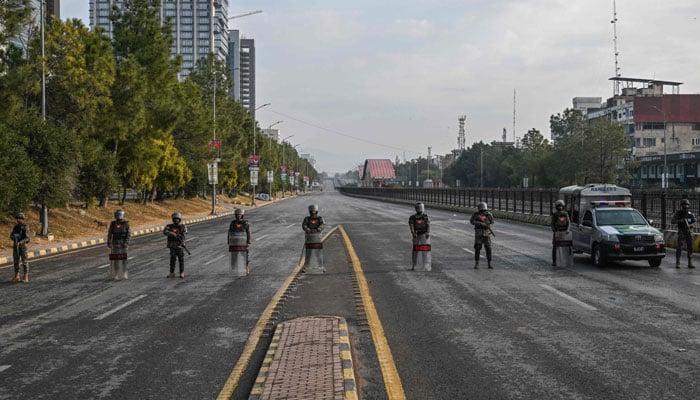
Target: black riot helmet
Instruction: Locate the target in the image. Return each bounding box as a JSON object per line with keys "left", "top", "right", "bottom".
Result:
{"left": 15, "top": 212, "right": 25, "bottom": 220}
{"left": 415, "top": 202, "right": 425, "bottom": 214}
{"left": 171, "top": 212, "right": 182, "bottom": 223}
{"left": 114, "top": 209, "right": 125, "bottom": 220}
{"left": 681, "top": 199, "right": 690, "bottom": 207}
{"left": 554, "top": 200, "right": 565, "bottom": 211}
{"left": 235, "top": 208, "right": 244, "bottom": 216}
{"left": 308, "top": 204, "right": 319, "bottom": 215}
{"left": 477, "top": 202, "right": 488, "bottom": 212}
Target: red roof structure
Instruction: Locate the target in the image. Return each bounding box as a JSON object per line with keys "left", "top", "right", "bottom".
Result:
{"left": 361, "top": 159, "right": 396, "bottom": 187}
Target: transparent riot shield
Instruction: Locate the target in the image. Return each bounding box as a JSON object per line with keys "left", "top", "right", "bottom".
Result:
{"left": 109, "top": 246, "right": 128, "bottom": 279}
{"left": 412, "top": 233, "right": 432, "bottom": 271}
{"left": 228, "top": 231, "right": 248, "bottom": 276}
{"left": 554, "top": 231, "right": 573, "bottom": 267}
{"left": 304, "top": 232, "right": 324, "bottom": 274}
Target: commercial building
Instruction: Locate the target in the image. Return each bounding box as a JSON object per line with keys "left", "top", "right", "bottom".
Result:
{"left": 88, "top": 0, "right": 229, "bottom": 80}
{"left": 587, "top": 77, "right": 700, "bottom": 188}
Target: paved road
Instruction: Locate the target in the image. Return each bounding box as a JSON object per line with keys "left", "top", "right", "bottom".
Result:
{"left": 2, "top": 191, "right": 700, "bottom": 399}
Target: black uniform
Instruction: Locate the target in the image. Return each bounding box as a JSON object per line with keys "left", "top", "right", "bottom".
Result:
{"left": 409, "top": 211, "right": 430, "bottom": 269}
{"left": 671, "top": 206, "right": 696, "bottom": 268}
{"left": 164, "top": 222, "right": 188, "bottom": 275}
{"left": 470, "top": 210, "right": 494, "bottom": 268}
{"left": 10, "top": 221, "right": 30, "bottom": 276}
{"left": 228, "top": 217, "right": 251, "bottom": 265}
{"left": 551, "top": 210, "right": 571, "bottom": 266}
{"left": 107, "top": 218, "right": 131, "bottom": 279}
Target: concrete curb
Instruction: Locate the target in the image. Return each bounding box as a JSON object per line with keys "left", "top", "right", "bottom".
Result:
{"left": 0, "top": 209, "right": 238, "bottom": 267}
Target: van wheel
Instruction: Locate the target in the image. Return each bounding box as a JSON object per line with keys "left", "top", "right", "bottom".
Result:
{"left": 648, "top": 258, "right": 662, "bottom": 268}
{"left": 592, "top": 244, "right": 606, "bottom": 267}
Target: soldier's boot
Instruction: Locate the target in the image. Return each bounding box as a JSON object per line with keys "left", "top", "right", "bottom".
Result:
{"left": 689, "top": 255, "right": 695, "bottom": 269}
{"left": 486, "top": 248, "right": 493, "bottom": 269}
{"left": 22, "top": 267, "right": 29, "bottom": 283}
{"left": 246, "top": 266, "right": 251, "bottom": 276}
{"left": 179, "top": 272, "right": 185, "bottom": 278}
{"left": 487, "top": 259, "right": 493, "bottom": 269}
{"left": 474, "top": 251, "right": 480, "bottom": 269}
{"left": 552, "top": 247, "right": 557, "bottom": 267}
{"left": 11, "top": 272, "right": 21, "bottom": 283}
{"left": 676, "top": 257, "right": 681, "bottom": 268}
{"left": 167, "top": 272, "right": 175, "bottom": 278}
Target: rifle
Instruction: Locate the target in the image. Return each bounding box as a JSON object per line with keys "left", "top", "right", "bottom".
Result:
{"left": 488, "top": 226, "right": 495, "bottom": 237}
{"left": 177, "top": 235, "right": 191, "bottom": 255}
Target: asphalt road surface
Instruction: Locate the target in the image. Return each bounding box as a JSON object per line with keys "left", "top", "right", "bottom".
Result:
{"left": 2, "top": 190, "right": 700, "bottom": 399}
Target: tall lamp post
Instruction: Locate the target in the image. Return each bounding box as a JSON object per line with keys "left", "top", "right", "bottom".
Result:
{"left": 650, "top": 105, "right": 668, "bottom": 190}
{"left": 281, "top": 135, "right": 294, "bottom": 198}
{"left": 251, "top": 103, "right": 271, "bottom": 205}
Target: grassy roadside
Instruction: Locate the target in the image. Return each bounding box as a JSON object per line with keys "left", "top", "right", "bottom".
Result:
{"left": 0, "top": 194, "right": 254, "bottom": 252}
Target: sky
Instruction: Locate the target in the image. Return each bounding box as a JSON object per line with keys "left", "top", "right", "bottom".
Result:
{"left": 62, "top": 1, "right": 700, "bottom": 174}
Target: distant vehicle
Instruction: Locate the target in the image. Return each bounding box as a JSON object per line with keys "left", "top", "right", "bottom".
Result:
{"left": 255, "top": 193, "right": 270, "bottom": 201}
{"left": 560, "top": 184, "right": 665, "bottom": 267}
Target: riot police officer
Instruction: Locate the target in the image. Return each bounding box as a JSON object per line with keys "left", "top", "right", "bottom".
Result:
{"left": 107, "top": 209, "right": 131, "bottom": 280}
{"left": 228, "top": 208, "right": 251, "bottom": 275}
{"left": 671, "top": 199, "right": 696, "bottom": 268}
{"left": 164, "top": 212, "right": 188, "bottom": 278}
{"left": 409, "top": 202, "right": 430, "bottom": 270}
{"left": 470, "top": 202, "right": 494, "bottom": 269}
{"left": 551, "top": 200, "right": 571, "bottom": 266}
{"left": 302, "top": 204, "right": 325, "bottom": 273}
{"left": 10, "top": 213, "right": 30, "bottom": 283}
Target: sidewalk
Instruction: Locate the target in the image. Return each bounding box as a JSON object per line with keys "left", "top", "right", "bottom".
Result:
{"left": 249, "top": 316, "right": 357, "bottom": 400}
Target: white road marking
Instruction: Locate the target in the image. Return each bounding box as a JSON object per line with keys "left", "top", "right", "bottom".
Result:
{"left": 255, "top": 234, "right": 268, "bottom": 241}
{"left": 540, "top": 284, "right": 597, "bottom": 311}
{"left": 94, "top": 294, "right": 148, "bottom": 321}
{"left": 462, "top": 248, "right": 474, "bottom": 254}
{"left": 204, "top": 254, "right": 226, "bottom": 266}
{"left": 0, "top": 365, "right": 10, "bottom": 372}
{"left": 285, "top": 224, "right": 296, "bottom": 229}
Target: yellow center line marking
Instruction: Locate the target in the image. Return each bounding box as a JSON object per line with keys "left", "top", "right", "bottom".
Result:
{"left": 216, "top": 226, "right": 339, "bottom": 399}
{"left": 338, "top": 225, "right": 407, "bottom": 400}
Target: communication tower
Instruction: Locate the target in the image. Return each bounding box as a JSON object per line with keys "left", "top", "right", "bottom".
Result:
{"left": 458, "top": 115, "right": 466, "bottom": 152}
{"left": 611, "top": 0, "right": 621, "bottom": 96}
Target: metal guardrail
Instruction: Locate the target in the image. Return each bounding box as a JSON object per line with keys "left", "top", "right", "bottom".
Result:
{"left": 338, "top": 187, "right": 700, "bottom": 231}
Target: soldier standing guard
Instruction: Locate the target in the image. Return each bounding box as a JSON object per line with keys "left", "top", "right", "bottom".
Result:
{"left": 409, "top": 202, "right": 431, "bottom": 271}
{"left": 228, "top": 208, "right": 251, "bottom": 276}
{"left": 10, "top": 213, "right": 30, "bottom": 283}
{"left": 107, "top": 209, "right": 131, "bottom": 280}
{"left": 671, "top": 199, "right": 696, "bottom": 269}
{"left": 302, "top": 204, "right": 325, "bottom": 273}
{"left": 470, "top": 202, "right": 495, "bottom": 269}
{"left": 164, "top": 212, "right": 188, "bottom": 278}
{"left": 551, "top": 200, "right": 571, "bottom": 267}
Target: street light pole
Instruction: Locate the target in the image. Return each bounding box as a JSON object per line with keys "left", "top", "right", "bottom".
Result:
{"left": 281, "top": 135, "right": 294, "bottom": 198}
{"left": 251, "top": 103, "right": 270, "bottom": 205}
{"left": 651, "top": 105, "right": 668, "bottom": 190}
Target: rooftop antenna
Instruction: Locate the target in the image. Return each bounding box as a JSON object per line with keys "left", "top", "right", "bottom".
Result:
{"left": 611, "top": 0, "right": 621, "bottom": 96}
{"left": 458, "top": 115, "right": 466, "bottom": 152}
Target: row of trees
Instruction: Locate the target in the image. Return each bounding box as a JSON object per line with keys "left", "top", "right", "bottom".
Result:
{"left": 391, "top": 109, "right": 630, "bottom": 189}
{"left": 0, "top": 0, "right": 316, "bottom": 220}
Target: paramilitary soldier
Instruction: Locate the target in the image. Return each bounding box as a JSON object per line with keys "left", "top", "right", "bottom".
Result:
{"left": 302, "top": 204, "right": 326, "bottom": 273}
{"left": 10, "top": 213, "right": 30, "bottom": 283}
{"left": 409, "top": 202, "right": 430, "bottom": 270}
{"left": 551, "top": 200, "right": 571, "bottom": 267}
{"left": 107, "top": 209, "right": 131, "bottom": 280}
{"left": 671, "top": 198, "right": 696, "bottom": 269}
{"left": 164, "top": 212, "right": 188, "bottom": 278}
{"left": 470, "top": 202, "right": 495, "bottom": 269}
{"left": 228, "top": 208, "right": 251, "bottom": 275}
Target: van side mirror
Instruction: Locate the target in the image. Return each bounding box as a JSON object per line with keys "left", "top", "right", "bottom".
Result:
{"left": 582, "top": 220, "right": 593, "bottom": 227}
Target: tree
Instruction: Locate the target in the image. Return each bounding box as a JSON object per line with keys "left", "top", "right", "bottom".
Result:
{"left": 0, "top": 119, "right": 40, "bottom": 213}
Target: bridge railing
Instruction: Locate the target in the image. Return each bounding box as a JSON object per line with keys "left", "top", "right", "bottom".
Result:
{"left": 338, "top": 187, "right": 700, "bottom": 231}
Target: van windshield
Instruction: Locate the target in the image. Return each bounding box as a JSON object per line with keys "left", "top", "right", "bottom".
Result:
{"left": 596, "top": 209, "right": 647, "bottom": 226}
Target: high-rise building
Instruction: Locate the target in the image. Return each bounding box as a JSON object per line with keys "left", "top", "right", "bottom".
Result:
{"left": 239, "top": 37, "right": 256, "bottom": 118}
{"left": 227, "top": 29, "right": 241, "bottom": 101}
{"left": 88, "top": 0, "right": 229, "bottom": 79}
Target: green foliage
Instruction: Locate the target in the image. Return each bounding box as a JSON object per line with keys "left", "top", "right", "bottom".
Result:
{"left": 0, "top": 119, "right": 40, "bottom": 213}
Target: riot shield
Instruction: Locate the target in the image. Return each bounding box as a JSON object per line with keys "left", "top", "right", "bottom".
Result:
{"left": 412, "top": 233, "right": 432, "bottom": 271}
{"left": 304, "top": 232, "right": 324, "bottom": 274}
{"left": 228, "top": 231, "right": 248, "bottom": 276}
{"left": 554, "top": 231, "right": 573, "bottom": 267}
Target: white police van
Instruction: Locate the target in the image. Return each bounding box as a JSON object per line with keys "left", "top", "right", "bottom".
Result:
{"left": 559, "top": 184, "right": 665, "bottom": 267}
